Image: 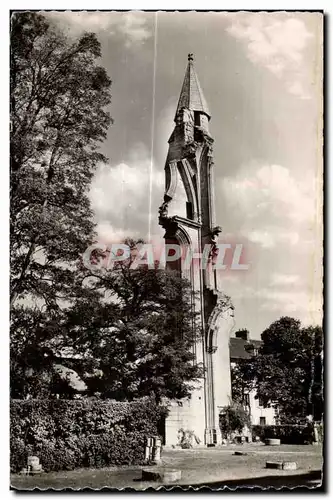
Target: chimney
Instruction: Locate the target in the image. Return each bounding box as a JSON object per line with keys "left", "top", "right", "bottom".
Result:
{"left": 235, "top": 330, "right": 249, "bottom": 341}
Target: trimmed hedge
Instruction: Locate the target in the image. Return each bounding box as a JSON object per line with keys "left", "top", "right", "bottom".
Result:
{"left": 252, "top": 424, "right": 315, "bottom": 445}
{"left": 10, "top": 398, "right": 167, "bottom": 473}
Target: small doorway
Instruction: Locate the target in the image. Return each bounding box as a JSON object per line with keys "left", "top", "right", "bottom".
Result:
{"left": 260, "top": 417, "right": 266, "bottom": 426}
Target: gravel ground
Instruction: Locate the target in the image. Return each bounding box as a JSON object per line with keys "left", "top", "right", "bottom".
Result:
{"left": 11, "top": 443, "right": 323, "bottom": 491}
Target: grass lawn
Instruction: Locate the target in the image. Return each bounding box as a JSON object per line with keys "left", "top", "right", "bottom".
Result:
{"left": 11, "top": 443, "right": 323, "bottom": 491}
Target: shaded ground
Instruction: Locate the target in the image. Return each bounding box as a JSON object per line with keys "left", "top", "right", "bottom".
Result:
{"left": 11, "top": 443, "right": 323, "bottom": 491}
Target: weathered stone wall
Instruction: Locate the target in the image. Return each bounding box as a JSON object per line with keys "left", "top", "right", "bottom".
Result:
{"left": 165, "top": 385, "right": 206, "bottom": 446}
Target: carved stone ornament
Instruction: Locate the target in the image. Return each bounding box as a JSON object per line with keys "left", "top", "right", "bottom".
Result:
{"left": 207, "top": 142, "right": 214, "bottom": 158}
{"left": 207, "top": 226, "right": 222, "bottom": 261}
{"left": 207, "top": 292, "right": 234, "bottom": 330}
{"left": 158, "top": 200, "right": 169, "bottom": 218}
{"left": 206, "top": 346, "right": 218, "bottom": 354}
{"left": 159, "top": 215, "right": 179, "bottom": 238}
{"left": 183, "top": 141, "right": 198, "bottom": 159}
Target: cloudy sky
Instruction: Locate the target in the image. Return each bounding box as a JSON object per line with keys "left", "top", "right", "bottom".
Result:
{"left": 47, "top": 11, "right": 323, "bottom": 338}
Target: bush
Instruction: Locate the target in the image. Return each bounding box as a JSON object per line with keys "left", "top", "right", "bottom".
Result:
{"left": 252, "top": 424, "right": 315, "bottom": 445}
{"left": 177, "top": 429, "right": 201, "bottom": 448}
{"left": 219, "top": 403, "right": 251, "bottom": 438}
{"left": 10, "top": 398, "right": 167, "bottom": 473}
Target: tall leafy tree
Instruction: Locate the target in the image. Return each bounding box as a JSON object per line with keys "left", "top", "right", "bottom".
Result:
{"left": 240, "top": 317, "right": 323, "bottom": 423}
{"left": 10, "top": 15, "right": 204, "bottom": 404}
{"left": 62, "top": 246, "right": 204, "bottom": 402}
{"left": 11, "top": 236, "right": 204, "bottom": 402}
{"left": 10, "top": 12, "right": 112, "bottom": 396}
{"left": 231, "top": 361, "right": 254, "bottom": 405}
{"left": 10, "top": 12, "right": 112, "bottom": 308}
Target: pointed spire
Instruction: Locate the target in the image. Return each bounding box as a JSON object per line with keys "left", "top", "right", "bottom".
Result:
{"left": 175, "top": 54, "right": 210, "bottom": 121}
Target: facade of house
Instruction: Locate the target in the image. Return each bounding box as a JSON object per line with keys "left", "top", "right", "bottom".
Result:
{"left": 230, "top": 330, "right": 276, "bottom": 426}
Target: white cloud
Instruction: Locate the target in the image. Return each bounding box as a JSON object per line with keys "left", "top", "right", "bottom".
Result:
{"left": 227, "top": 282, "right": 322, "bottom": 326}
{"left": 118, "top": 12, "right": 152, "bottom": 47}
{"left": 270, "top": 273, "right": 300, "bottom": 286}
{"left": 225, "top": 13, "right": 314, "bottom": 99}
{"left": 257, "top": 288, "right": 322, "bottom": 324}
{"left": 220, "top": 161, "right": 322, "bottom": 327}
{"left": 245, "top": 230, "right": 275, "bottom": 249}
{"left": 96, "top": 223, "right": 139, "bottom": 244}
{"left": 90, "top": 143, "right": 164, "bottom": 243}
{"left": 288, "top": 81, "right": 308, "bottom": 99}
{"left": 45, "top": 12, "right": 151, "bottom": 47}
{"left": 222, "top": 164, "right": 317, "bottom": 237}
{"left": 246, "top": 229, "right": 299, "bottom": 249}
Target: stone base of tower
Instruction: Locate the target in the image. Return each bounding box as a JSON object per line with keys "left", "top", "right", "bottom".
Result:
{"left": 164, "top": 385, "right": 206, "bottom": 447}
{"left": 164, "top": 303, "right": 234, "bottom": 448}
{"left": 164, "top": 386, "right": 226, "bottom": 447}
{"left": 204, "top": 427, "right": 222, "bottom": 446}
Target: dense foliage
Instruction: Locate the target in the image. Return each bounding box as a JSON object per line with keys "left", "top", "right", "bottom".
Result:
{"left": 219, "top": 402, "right": 251, "bottom": 438}
{"left": 10, "top": 12, "right": 112, "bottom": 397}
{"left": 11, "top": 12, "right": 112, "bottom": 306}
{"left": 10, "top": 13, "right": 202, "bottom": 404}
{"left": 10, "top": 398, "right": 167, "bottom": 472}
{"left": 11, "top": 253, "right": 203, "bottom": 401}
{"left": 230, "top": 361, "right": 254, "bottom": 405}
{"left": 251, "top": 424, "right": 316, "bottom": 445}
{"left": 71, "top": 255, "right": 204, "bottom": 402}
{"left": 234, "top": 317, "right": 323, "bottom": 423}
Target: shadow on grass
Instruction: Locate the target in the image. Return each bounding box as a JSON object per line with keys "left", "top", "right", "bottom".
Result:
{"left": 177, "top": 469, "right": 323, "bottom": 491}
{"left": 11, "top": 469, "right": 323, "bottom": 492}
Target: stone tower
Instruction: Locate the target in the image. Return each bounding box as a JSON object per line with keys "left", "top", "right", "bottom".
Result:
{"left": 158, "top": 54, "right": 235, "bottom": 447}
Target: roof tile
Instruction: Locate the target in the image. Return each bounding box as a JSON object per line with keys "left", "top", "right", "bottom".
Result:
{"left": 175, "top": 58, "right": 210, "bottom": 119}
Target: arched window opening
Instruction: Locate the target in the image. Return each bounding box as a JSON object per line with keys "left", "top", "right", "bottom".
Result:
{"left": 165, "top": 237, "right": 182, "bottom": 277}
{"left": 194, "top": 111, "right": 201, "bottom": 127}
{"left": 186, "top": 201, "right": 194, "bottom": 220}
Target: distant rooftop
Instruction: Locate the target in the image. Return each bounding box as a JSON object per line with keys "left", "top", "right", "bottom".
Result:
{"left": 230, "top": 337, "right": 262, "bottom": 360}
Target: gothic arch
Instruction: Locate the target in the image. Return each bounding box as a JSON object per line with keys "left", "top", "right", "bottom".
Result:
{"left": 206, "top": 293, "right": 234, "bottom": 352}
{"left": 198, "top": 143, "right": 215, "bottom": 228}
{"left": 165, "top": 161, "right": 178, "bottom": 199}
{"left": 177, "top": 160, "right": 199, "bottom": 221}
{"left": 205, "top": 293, "right": 235, "bottom": 441}
{"left": 174, "top": 224, "right": 191, "bottom": 247}
{"left": 164, "top": 223, "right": 192, "bottom": 281}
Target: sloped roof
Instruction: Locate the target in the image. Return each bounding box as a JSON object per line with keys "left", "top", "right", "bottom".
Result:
{"left": 175, "top": 55, "right": 210, "bottom": 120}
{"left": 230, "top": 338, "right": 262, "bottom": 360}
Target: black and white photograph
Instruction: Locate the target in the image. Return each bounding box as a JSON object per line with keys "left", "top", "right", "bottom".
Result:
{"left": 9, "top": 9, "right": 324, "bottom": 491}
